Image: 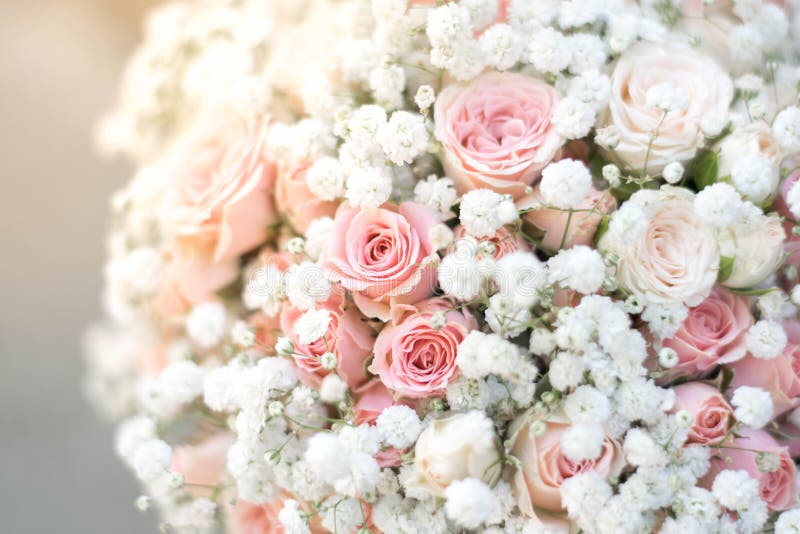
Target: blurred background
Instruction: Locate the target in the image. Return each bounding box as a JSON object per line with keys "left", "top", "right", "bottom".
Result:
{"left": 0, "top": 0, "right": 158, "bottom": 531}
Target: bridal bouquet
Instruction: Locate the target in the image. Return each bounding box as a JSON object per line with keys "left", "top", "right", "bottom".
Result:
{"left": 86, "top": 0, "right": 800, "bottom": 532}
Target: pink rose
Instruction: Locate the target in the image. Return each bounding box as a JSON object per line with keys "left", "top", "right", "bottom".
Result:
{"left": 704, "top": 427, "right": 798, "bottom": 511}
{"left": 517, "top": 184, "right": 617, "bottom": 253}
{"left": 227, "top": 499, "right": 285, "bottom": 534}
{"left": 508, "top": 412, "right": 624, "bottom": 515}
{"left": 452, "top": 224, "right": 530, "bottom": 259}
{"left": 672, "top": 383, "right": 734, "bottom": 445}
{"left": 434, "top": 72, "right": 563, "bottom": 198}
{"left": 661, "top": 286, "right": 753, "bottom": 377}
{"left": 280, "top": 292, "right": 375, "bottom": 389}
{"left": 370, "top": 297, "right": 477, "bottom": 398}
{"left": 774, "top": 168, "right": 800, "bottom": 223}
{"left": 152, "top": 244, "right": 238, "bottom": 316}
{"left": 729, "top": 321, "right": 800, "bottom": 417}
{"left": 323, "top": 202, "right": 439, "bottom": 320}
{"left": 171, "top": 432, "right": 234, "bottom": 498}
{"left": 162, "top": 115, "right": 277, "bottom": 263}
{"left": 274, "top": 158, "right": 339, "bottom": 234}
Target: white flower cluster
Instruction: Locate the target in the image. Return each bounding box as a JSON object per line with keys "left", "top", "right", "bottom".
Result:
{"left": 88, "top": 0, "right": 800, "bottom": 532}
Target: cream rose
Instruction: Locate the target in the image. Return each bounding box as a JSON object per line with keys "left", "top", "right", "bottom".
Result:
{"left": 718, "top": 211, "right": 785, "bottom": 289}
{"left": 406, "top": 411, "right": 502, "bottom": 498}
{"left": 599, "top": 42, "right": 733, "bottom": 175}
{"left": 599, "top": 186, "right": 720, "bottom": 306}
{"left": 716, "top": 123, "right": 783, "bottom": 203}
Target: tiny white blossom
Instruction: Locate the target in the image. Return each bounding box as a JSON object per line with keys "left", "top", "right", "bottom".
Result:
{"left": 415, "top": 84, "right": 436, "bottom": 111}
{"left": 773, "top": 106, "right": 800, "bottom": 153}
{"left": 561, "top": 422, "right": 605, "bottom": 462}
{"left": 306, "top": 157, "right": 346, "bottom": 201}
{"left": 459, "top": 189, "right": 518, "bottom": 237}
{"left": 645, "top": 83, "right": 689, "bottom": 112}
{"left": 745, "top": 320, "right": 787, "bottom": 359}
{"left": 293, "top": 309, "right": 331, "bottom": 345}
{"left": 444, "top": 478, "right": 497, "bottom": 529}
{"left": 345, "top": 166, "right": 393, "bottom": 208}
{"left": 479, "top": 23, "right": 522, "bottom": 70}
{"left": 547, "top": 246, "right": 605, "bottom": 294}
{"left": 732, "top": 386, "right": 774, "bottom": 428}
{"left": 285, "top": 261, "right": 331, "bottom": 310}
{"left": 693, "top": 183, "right": 744, "bottom": 228}
{"left": 377, "top": 111, "right": 429, "bottom": 165}
{"left": 319, "top": 374, "right": 348, "bottom": 403}
{"left": 711, "top": 469, "right": 761, "bottom": 511}
{"left": 376, "top": 405, "right": 422, "bottom": 448}
{"left": 662, "top": 161, "right": 684, "bottom": 184}
{"left": 731, "top": 154, "right": 779, "bottom": 204}
{"left": 552, "top": 96, "right": 596, "bottom": 139}
{"left": 186, "top": 302, "right": 227, "bottom": 349}
{"left": 540, "top": 159, "right": 592, "bottom": 209}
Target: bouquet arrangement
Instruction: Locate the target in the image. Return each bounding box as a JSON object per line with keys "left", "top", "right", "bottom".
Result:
{"left": 87, "top": 0, "right": 800, "bottom": 532}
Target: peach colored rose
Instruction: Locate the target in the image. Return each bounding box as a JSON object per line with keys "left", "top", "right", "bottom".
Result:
{"left": 171, "top": 432, "right": 235, "bottom": 498}
{"left": 452, "top": 224, "right": 530, "bottom": 259}
{"left": 353, "top": 380, "right": 413, "bottom": 467}
{"left": 598, "top": 187, "right": 719, "bottom": 306}
{"left": 323, "top": 202, "right": 439, "bottom": 320}
{"left": 518, "top": 184, "right": 617, "bottom": 253}
{"left": 370, "top": 297, "right": 477, "bottom": 398}
{"left": 161, "top": 115, "right": 277, "bottom": 263}
{"left": 274, "top": 158, "right": 339, "bottom": 234}
{"left": 434, "top": 72, "right": 563, "bottom": 198}
{"left": 280, "top": 292, "right": 375, "bottom": 389}
{"left": 228, "top": 499, "right": 284, "bottom": 534}
{"left": 152, "top": 244, "right": 237, "bottom": 316}
{"left": 704, "top": 427, "right": 798, "bottom": 511}
{"left": 508, "top": 411, "right": 624, "bottom": 515}
{"left": 729, "top": 321, "right": 800, "bottom": 417}
{"left": 661, "top": 286, "right": 753, "bottom": 377}
{"left": 671, "top": 383, "right": 734, "bottom": 445}
{"left": 599, "top": 42, "right": 733, "bottom": 175}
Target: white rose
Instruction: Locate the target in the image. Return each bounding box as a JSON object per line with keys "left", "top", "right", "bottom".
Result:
{"left": 718, "top": 212, "right": 785, "bottom": 289}
{"left": 717, "top": 123, "right": 782, "bottom": 202}
{"left": 599, "top": 186, "right": 720, "bottom": 306}
{"left": 406, "top": 411, "right": 502, "bottom": 498}
{"left": 599, "top": 42, "right": 733, "bottom": 175}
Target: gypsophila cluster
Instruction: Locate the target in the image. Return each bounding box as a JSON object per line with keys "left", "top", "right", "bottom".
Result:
{"left": 87, "top": 0, "right": 800, "bottom": 532}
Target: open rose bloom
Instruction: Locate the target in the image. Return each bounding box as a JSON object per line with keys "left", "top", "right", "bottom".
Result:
{"left": 88, "top": 1, "right": 800, "bottom": 532}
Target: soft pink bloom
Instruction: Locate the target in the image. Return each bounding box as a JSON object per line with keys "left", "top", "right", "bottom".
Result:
{"left": 671, "top": 383, "right": 734, "bottom": 445}
{"left": 280, "top": 292, "right": 375, "bottom": 389}
{"left": 353, "top": 380, "right": 412, "bottom": 467}
{"left": 778, "top": 416, "right": 800, "bottom": 458}
{"left": 434, "top": 72, "right": 563, "bottom": 198}
{"left": 228, "top": 499, "right": 285, "bottom": 534}
{"left": 517, "top": 184, "right": 616, "bottom": 253}
{"left": 704, "top": 427, "right": 798, "bottom": 512}
{"left": 508, "top": 413, "right": 624, "bottom": 514}
{"left": 774, "top": 168, "right": 800, "bottom": 223}
{"left": 171, "top": 432, "right": 235, "bottom": 498}
{"left": 162, "top": 116, "right": 277, "bottom": 264}
{"left": 661, "top": 286, "right": 753, "bottom": 377}
{"left": 152, "top": 244, "right": 237, "bottom": 316}
{"left": 274, "top": 158, "right": 339, "bottom": 234}
{"left": 323, "top": 202, "right": 439, "bottom": 320}
{"left": 370, "top": 297, "right": 477, "bottom": 399}
{"left": 452, "top": 224, "right": 530, "bottom": 259}
{"left": 729, "top": 321, "right": 800, "bottom": 417}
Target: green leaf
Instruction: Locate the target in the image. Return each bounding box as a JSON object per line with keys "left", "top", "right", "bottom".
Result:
{"left": 693, "top": 150, "right": 719, "bottom": 190}
{"left": 730, "top": 286, "right": 778, "bottom": 297}
{"left": 718, "top": 256, "right": 734, "bottom": 282}
{"left": 593, "top": 214, "right": 610, "bottom": 247}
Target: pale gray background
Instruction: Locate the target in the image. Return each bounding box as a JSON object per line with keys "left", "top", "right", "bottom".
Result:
{"left": 0, "top": 0, "right": 158, "bottom": 531}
